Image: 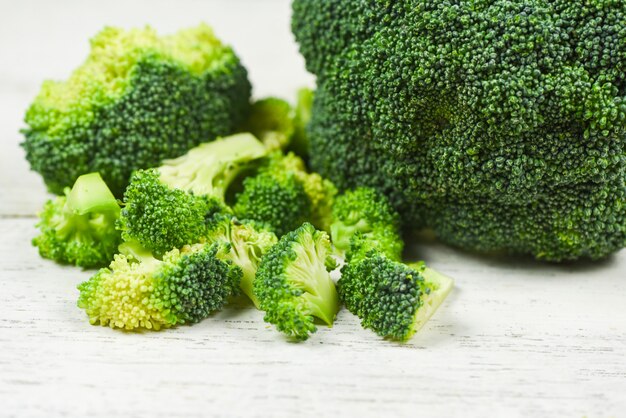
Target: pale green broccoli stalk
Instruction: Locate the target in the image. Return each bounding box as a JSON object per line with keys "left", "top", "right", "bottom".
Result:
{"left": 33, "top": 172, "right": 121, "bottom": 268}
{"left": 338, "top": 235, "right": 454, "bottom": 341}
{"left": 288, "top": 87, "right": 314, "bottom": 158}
{"left": 205, "top": 214, "right": 277, "bottom": 308}
{"left": 254, "top": 223, "right": 339, "bottom": 341}
{"left": 233, "top": 152, "right": 336, "bottom": 236}
{"left": 330, "top": 187, "right": 403, "bottom": 261}
{"left": 77, "top": 240, "right": 241, "bottom": 331}
{"left": 118, "top": 133, "right": 267, "bottom": 255}
{"left": 23, "top": 24, "right": 251, "bottom": 196}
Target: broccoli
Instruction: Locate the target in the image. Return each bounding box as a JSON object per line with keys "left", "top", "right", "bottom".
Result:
{"left": 77, "top": 240, "right": 241, "bottom": 331}
{"left": 23, "top": 24, "right": 251, "bottom": 196}
{"left": 331, "top": 187, "right": 403, "bottom": 261}
{"left": 118, "top": 133, "right": 268, "bottom": 255}
{"left": 233, "top": 152, "right": 336, "bottom": 236}
{"left": 205, "top": 214, "right": 277, "bottom": 308}
{"left": 32, "top": 172, "right": 121, "bottom": 268}
{"left": 288, "top": 87, "right": 314, "bottom": 158}
{"left": 254, "top": 222, "right": 339, "bottom": 341}
{"left": 293, "top": 0, "right": 626, "bottom": 261}
{"left": 338, "top": 235, "right": 454, "bottom": 341}
{"left": 244, "top": 97, "right": 294, "bottom": 151}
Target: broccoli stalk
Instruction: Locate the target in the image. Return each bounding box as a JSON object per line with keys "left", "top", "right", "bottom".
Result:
{"left": 254, "top": 223, "right": 339, "bottom": 341}
{"left": 33, "top": 172, "right": 121, "bottom": 268}
{"left": 408, "top": 263, "right": 455, "bottom": 334}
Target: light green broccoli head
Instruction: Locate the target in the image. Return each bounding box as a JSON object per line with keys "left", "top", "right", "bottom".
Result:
{"left": 33, "top": 172, "right": 121, "bottom": 268}
{"left": 331, "top": 187, "right": 403, "bottom": 261}
{"left": 338, "top": 235, "right": 454, "bottom": 341}
{"left": 254, "top": 222, "right": 339, "bottom": 341}
{"left": 22, "top": 24, "right": 252, "bottom": 196}
{"left": 77, "top": 240, "right": 241, "bottom": 331}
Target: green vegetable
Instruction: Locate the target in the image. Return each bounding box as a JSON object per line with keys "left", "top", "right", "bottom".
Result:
{"left": 254, "top": 223, "right": 339, "bottom": 341}
{"left": 23, "top": 24, "right": 251, "bottom": 196}
{"left": 288, "top": 88, "right": 314, "bottom": 158}
{"left": 77, "top": 240, "right": 241, "bottom": 331}
{"left": 118, "top": 133, "right": 268, "bottom": 255}
{"left": 33, "top": 172, "right": 121, "bottom": 268}
{"left": 292, "top": 0, "right": 626, "bottom": 261}
{"left": 338, "top": 235, "right": 453, "bottom": 341}
{"left": 206, "top": 214, "right": 277, "bottom": 308}
{"left": 331, "top": 187, "right": 403, "bottom": 261}
{"left": 234, "top": 152, "right": 336, "bottom": 236}
{"left": 245, "top": 97, "right": 294, "bottom": 151}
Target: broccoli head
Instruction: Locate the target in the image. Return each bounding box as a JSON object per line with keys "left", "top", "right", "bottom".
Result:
{"left": 254, "top": 222, "right": 339, "bottom": 341}
{"left": 77, "top": 240, "right": 241, "bottom": 331}
{"left": 206, "top": 214, "right": 277, "bottom": 308}
{"left": 118, "top": 133, "right": 267, "bottom": 255}
{"left": 233, "top": 152, "right": 336, "bottom": 236}
{"left": 23, "top": 24, "right": 251, "bottom": 196}
{"left": 331, "top": 187, "right": 403, "bottom": 261}
{"left": 293, "top": 0, "right": 626, "bottom": 261}
{"left": 244, "top": 97, "right": 295, "bottom": 151}
{"left": 338, "top": 236, "right": 454, "bottom": 341}
{"left": 33, "top": 172, "right": 121, "bottom": 268}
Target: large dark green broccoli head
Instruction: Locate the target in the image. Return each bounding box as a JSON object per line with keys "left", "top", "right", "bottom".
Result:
{"left": 293, "top": 0, "right": 626, "bottom": 261}
{"left": 22, "top": 24, "right": 251, "bottom": 196}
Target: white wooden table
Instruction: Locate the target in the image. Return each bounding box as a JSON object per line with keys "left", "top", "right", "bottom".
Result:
{"left": 1, "top": 1, "right": 625, "bottom": 416}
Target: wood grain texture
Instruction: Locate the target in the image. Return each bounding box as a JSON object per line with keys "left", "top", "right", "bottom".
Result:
{"left": 1, "top": 1, "right": 625, "bottom": 417}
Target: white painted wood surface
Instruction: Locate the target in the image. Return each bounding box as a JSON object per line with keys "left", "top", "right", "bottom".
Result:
{"left": 1, "top": 1, "right": 625, "bottom": 417}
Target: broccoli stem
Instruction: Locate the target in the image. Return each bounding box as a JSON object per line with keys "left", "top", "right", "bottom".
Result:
{"left": 411, "top": 266, "right": 454, "bottom": 333}
{"left": 65, "top": 172, "right": 120, "bottom": 215}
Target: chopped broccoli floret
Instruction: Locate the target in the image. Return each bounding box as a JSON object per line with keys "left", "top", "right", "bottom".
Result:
{"left": 118, "top": 133, "right": 267, "bottom": 255}
{"left": 205, "top": 214, "right": 277, "bottom": 307}
{"left": 331, "top": 187, "right": 403, "bottom": 260}
{"left": 77, "top": 240, "right": 241, "bottom": 331}
{"left": 33, "top": 172, "right": 121, "bottom": 268}
{"left": 233, "top": 152, "right": 336, "bottom": 236}
{"left": 245, "top": 97, "right": 295, "bottom": 151}
{"left": 23, "top": 24, "right": 251, "bottom": 196}
{"left": 338, "top": 236, "right": 454, "bottom": 341}
{"left": 254, "top": 223, "right": 339, "bottom": 341}
{"left": 292, "top": 0, "right": 626, "bottom": 261}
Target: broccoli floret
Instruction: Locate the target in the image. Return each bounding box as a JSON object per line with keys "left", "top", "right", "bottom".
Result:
{"left": 233, "top": 152, "right": 336, "bottom": 236}
{"left": 205, "top": 214, "right": 277, "bottom": 308}
{"left": 293, "top": 0, "right": 626, "bottom": 261}
{"left": 338, "top": 236, "right": 454, "bottom": 341}
{"left": 244, "top": 97, "right": 295, "bottom": 151}
{"left": 254, "top": 223, "right": 339, "bottom": 341}
{"left": 77, "top": 240, "right": 241, "bottom": 331}
{"left": 331, "top": 187, "right": 403, "bottom": 261}
{"left": 22, "top": 24, "right": 251, "bottom": 196}
{"left": 288, "top": 87, "right": 314, "bottom": 158}
{"left": 32, "top": 172, "right": 121, "bottom": 268}
{"left": 118, "top": 133, "right": 267, "bottom": 255}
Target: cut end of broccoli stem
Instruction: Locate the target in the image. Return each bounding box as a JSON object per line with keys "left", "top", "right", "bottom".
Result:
{"left": 412, "top": 267, "right": 454, "bottom": 335}
{"left": 65, "top": 172, "right": 119, "bottom": 215}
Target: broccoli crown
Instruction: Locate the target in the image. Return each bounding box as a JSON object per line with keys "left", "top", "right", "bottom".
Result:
{"left": 233, "top": 152, "right": 336, "bottom": 236}
{"left": 338, "top": 236, "right": 454, "bottom": 341}
{"left": 118, "top": 134, "right": 267, "bottom": 255}
{"left": 77, "top": 241, "right": 241, "bottom": 331}
{"left": 254, "top": 222, "right": 339, "bottom": 341}
{"left": 293, "top": 0, "right": 626, "bottom": 261}
{"left": 205, "top": 214, "right": 277, "bottom": 307}
{"left": 244, "top": 97, "right": 295, "bottom": 151}
{"left": 22, "top": 24, "right": 251, "bottom": 196}
{"left": 33, "top": 172, "right": 121, "bottom": 268}
{"left": 331, "top": 187, "right": 403, "bottom": 261}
